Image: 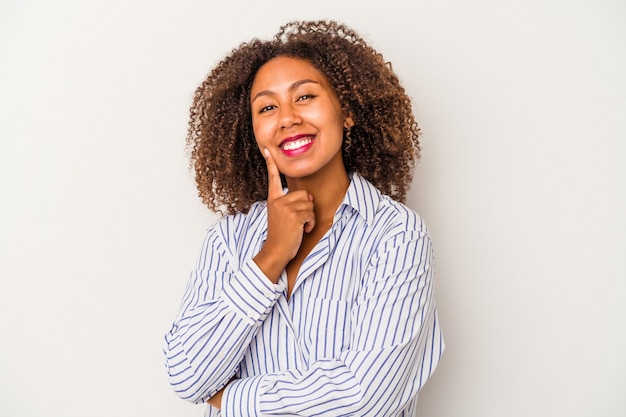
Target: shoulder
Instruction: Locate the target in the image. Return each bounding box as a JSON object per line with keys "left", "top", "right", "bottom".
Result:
{"left": 209, "top": 201, "right": 267, "bottom": 237}
{"left": 206, "top": 201, "right": 269, "bottom": 247}
{"left": 376, "top": 195, "right": 429, "bottom": 237}
{"left": 349, "top": 179, "right": 435, "bottom": 289}
{"left": 351, "top": 173, "right": 429, "bottom": 238}
{"left": 368, "top": 196, "right": 432, "bottom": 261}
{"left": 195, "top": 201, "right": 268, "bottom": 270}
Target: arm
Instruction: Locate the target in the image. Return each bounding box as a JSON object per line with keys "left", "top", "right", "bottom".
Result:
{"left": 164, "top": 149, "right": 315, "bottom": 406}
{"left": 220, "top": 230, "right": 444, "bottom": 416}
{"left": 163, "top": 224, "right": 284, "bottom": 404}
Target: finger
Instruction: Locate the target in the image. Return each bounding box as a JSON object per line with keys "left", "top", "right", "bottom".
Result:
{"left": 288, "top": 205, "right": 315, "bottom": 234}
{"left": 303, "top": 218, "right": 316, "bottom": 234}
{"left": 304, "top": 198, "right": 316, "bottom": 233}
{"left": 281, "top": 195, "right": 314, "bottom": 213}
{"left": 295, "top": 195, "right": 316, "bottom": 233}
{"left": 264, "top": 148, "right": 285, "bottom": 202}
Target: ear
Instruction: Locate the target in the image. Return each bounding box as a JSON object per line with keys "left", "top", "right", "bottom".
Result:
{"left": 343, "top": 116, "right": 355, "bottom": 129}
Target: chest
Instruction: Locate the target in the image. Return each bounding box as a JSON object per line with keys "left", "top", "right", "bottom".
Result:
{"left": 239, "top": 272, "right": 356, "bottom": 375}
{"left": 285, "top": 224, "right": 331, "bottom": 299}
{"left": 233, "top": 210, "right": 390, "bottom": 372}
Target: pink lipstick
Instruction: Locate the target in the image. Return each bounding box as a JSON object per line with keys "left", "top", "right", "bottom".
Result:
{"left": 279, "top": 135, "right": 315, "bottom": 157}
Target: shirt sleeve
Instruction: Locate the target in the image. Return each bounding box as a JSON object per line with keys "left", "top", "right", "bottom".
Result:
{"left": 163, "top": 224, "right": 284, "bottom": 404}
{"left": 221, "top": 229, "right": 444, "bottom": 416}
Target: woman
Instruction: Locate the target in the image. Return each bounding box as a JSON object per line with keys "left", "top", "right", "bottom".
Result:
{"left": 164, "top": 20, "right": 444, "bottom": 416}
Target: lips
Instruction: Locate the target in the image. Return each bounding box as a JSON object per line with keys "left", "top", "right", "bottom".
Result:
{"left": 282, "top": 136, "right": 313, "bottom": 151}
{"left": 279, "top": 134, "right": 315, "bottom": 156}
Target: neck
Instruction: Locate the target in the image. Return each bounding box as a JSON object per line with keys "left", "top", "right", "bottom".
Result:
{"left": 285, "top": 167, "right": 350, "bottom": 225}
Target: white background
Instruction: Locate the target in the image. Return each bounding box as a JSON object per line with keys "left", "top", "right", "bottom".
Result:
{"left": 1, "top": 1, "right": 624, "bottom": 416}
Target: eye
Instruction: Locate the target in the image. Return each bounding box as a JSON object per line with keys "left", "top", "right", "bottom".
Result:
{"left": 297, "top": 94, "right": 316, "bottom": 102}
{"left": 259, "top": 105, "right": 276, "bottom": 113}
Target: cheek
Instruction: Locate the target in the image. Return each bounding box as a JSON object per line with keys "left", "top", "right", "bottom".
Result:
{"left": 251, "top": 119, "right": 268, "bottom": 146}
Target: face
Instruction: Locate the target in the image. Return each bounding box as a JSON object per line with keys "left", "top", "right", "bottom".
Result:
{"left": 250, "top": 56, "right": 353, "bottom": 181}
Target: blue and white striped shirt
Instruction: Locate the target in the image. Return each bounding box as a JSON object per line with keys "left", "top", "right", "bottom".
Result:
{"left": 164, "top": 173, "right": 444, "bottom": 416}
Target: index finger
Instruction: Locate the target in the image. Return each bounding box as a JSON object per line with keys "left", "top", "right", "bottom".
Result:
{"left": 264, "top": 148, "right": 284, "bottom": 202}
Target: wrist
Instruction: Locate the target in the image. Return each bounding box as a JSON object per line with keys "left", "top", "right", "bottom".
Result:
{"left": 253, "top": 246, "right": 288, "bottom": 283}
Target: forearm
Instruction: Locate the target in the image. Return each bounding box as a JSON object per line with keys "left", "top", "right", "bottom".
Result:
{"left": 219, "top": 333, "right": 440, "bottom": 417}
{"left": 253, "top": 247, "right": 288, "bottom": 284}
{"left": 164, "top": 306, "right": 256, "bottom": 403}
{"left": 164, "top": 259, "right": 284, "bottom": 403}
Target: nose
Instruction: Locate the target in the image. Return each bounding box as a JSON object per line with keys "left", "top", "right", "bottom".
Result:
{"left": 279, "top": 103, "right": 302, "bottom": 129}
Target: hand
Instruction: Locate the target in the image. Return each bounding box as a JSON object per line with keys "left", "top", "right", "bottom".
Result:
{"left": 253, "top": 149, "right": 315, "bottom": 281}
{"left": 206, "top": 387, "right": 225, "bottom": 409}
{"left": 206, "top": 375, "right": 236, "bottom": 409}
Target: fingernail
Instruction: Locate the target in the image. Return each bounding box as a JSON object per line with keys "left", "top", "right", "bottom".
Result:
{"left": 263, "top": 148, "right": 270, "bottom": 158}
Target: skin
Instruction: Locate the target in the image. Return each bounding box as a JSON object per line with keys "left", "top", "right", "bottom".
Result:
{"left": 207, "top": 56, "right": 354, "bottom": 409}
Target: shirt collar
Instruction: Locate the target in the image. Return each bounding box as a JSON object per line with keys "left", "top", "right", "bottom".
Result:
{"left": 259, "top": 172, "right": 382, "bottom": 235}
{"left": 340, "top": 172, "right": 382, "bottom": 226}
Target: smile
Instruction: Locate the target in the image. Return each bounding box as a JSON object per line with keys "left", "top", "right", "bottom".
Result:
{"left": 281, "top": 136, "right": 313, "bottom": 151}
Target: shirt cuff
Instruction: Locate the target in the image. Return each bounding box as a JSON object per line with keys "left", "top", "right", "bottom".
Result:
{"left": 221, "top": 375, "right": 265, "bottom": 417}
{"left": 221, "top": 258, "right": 284, "bottom": 325}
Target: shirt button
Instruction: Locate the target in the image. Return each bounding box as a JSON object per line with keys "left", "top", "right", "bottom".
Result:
{"left": 263, "top": 290, "right": 273, "bottom": 298}
{"left": 247, "top": 310, "right": 255, "bottom": 318}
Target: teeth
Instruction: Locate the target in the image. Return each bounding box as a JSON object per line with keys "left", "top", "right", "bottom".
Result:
{"left": 282, "top": 137, "right": 312, "bottom": 151}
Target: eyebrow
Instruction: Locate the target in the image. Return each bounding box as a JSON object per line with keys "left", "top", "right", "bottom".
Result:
{"left": 251, "top": 79, "right": 319, "bottom": 103}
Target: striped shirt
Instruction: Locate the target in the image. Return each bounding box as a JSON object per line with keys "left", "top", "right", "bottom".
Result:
{"left": 164, "top": 172, "right": 444, "bottom": 416}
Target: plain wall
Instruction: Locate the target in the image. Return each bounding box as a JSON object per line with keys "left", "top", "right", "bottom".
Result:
{"left": 1, "top": 0, "right": 624, "bottom": 416}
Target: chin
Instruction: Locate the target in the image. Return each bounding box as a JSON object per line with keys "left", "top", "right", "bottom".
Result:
{"left": 279, "top": 163, "right": 318, "bottom": 177}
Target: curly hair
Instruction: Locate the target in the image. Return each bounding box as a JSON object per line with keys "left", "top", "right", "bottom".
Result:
{"left": 188, "top": 20, "right": 421, "bottom": 215}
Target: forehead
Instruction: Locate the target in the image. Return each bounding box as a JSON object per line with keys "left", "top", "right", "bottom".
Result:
{"left": 251, "top": 56, "right": 329, "bottom": 92}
